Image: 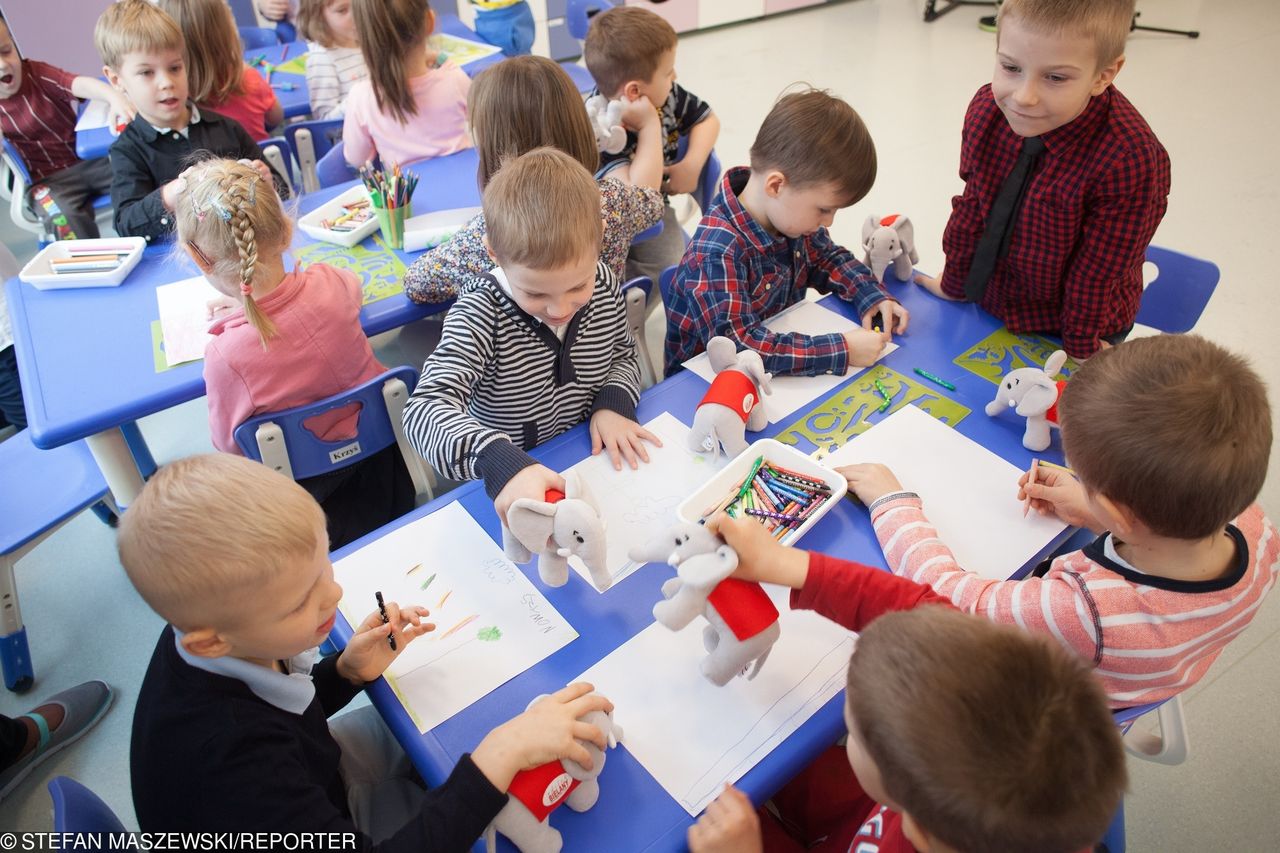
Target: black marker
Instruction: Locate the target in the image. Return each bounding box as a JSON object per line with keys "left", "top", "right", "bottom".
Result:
{"left": 375, "top": 591, "right": 397, "bottom": 650}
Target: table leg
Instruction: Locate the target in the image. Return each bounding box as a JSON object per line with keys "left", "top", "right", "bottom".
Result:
{"left": 86, "top": 427, "right": 146, "bottom": 507}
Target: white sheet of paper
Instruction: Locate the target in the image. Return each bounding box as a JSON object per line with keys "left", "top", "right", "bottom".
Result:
{"left": 682, "top": 296, "right": 897, "bottom": 424}
{"left": 75, "top": 100, "right": 109, "bottom": 131}
{"left": 820, "top": 405, "right": 1068, "bottom": 580}
{"left": 564, "top": 412, "right": 727, "bottom": 590}
{"left": 155, "top": 276, "right": 223, "bottom": 366}
{"left": 578, "top": 585, "right": 853, "bottom": 815}
{"left": 334, "top": 503, "right": 579, "bottom": 733}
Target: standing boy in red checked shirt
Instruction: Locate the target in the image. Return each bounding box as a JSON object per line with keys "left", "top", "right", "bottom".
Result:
{"left": 916, "top": 0, "right": 1170, "bottom": 359}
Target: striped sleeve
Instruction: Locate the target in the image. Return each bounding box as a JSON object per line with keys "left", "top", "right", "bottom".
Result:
{"left": 869, "top": 495, "right": 1102, "bottom": 664}
{"left": 305, "top": 48, "right": 342, "bottom": 120}
{"left": 589, "top": 264, "right": 642, "bottom": 419}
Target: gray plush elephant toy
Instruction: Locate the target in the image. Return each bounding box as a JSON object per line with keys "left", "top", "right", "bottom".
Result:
{"left": 689, "top": 336, "right": 773, "bottom": 460}
{"left": 862, "top": 213, "right": 919, "bottom": 285}
{"left": 503, "top": 470, "right": 612, "bottom": 592}
{"left": 985, "top": 349, "right": 1069, "bottom": 452}
{"left": 484, "top": 697, "right": 623, "bottom": 853}
{"left": 629, "top": 521, "right": 781, "bottom": 686}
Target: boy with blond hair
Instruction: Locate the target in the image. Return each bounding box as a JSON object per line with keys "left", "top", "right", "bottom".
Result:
{"left": 584, "top": 5, "right": 720, "bottom": 284}
{"left": 917, "top": 0, "right": 1170, "bottom": 359}
{"left": 664, "top": 89, "right": 904, "bottom": 378}
{"left": 842, "top": 334, "right": 1278, "bottom": 708}
{"left": 687, "top": 515, "right": 1126, "bottom": 853}
{"left": 402, "top": 147, "right": 656, "bottom": 525}
{"left": 122, "top": 453, "right": 615, "bottom": 847}
{"left": 95, "top": 0, "right": 286, "bottom": 242}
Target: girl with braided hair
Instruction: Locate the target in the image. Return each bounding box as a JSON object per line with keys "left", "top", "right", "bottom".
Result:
{"left": 177, "top": 157, "right": 414, "bottom": 547}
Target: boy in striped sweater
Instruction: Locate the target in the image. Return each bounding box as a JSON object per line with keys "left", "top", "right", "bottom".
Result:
{"left": 403, "top": 147, "right": 658, "bottom": 524}
{"left": 841, "top": 334, "right": 1277, "bottom": 708}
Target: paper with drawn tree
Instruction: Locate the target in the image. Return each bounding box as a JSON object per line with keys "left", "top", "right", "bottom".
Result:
{"left": 293, "top": 236, "right": 407, "bottom": 306}
{"left": 954, "top": 328, "right": 1080, "bottom": 385}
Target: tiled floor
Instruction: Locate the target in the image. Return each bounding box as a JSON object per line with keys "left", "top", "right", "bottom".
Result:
{"left": 3, "top": 0, "right": 1279, "bottom": 847}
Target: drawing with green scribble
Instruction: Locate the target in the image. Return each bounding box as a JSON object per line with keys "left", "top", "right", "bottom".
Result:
{"left": 293, "top": 237, "right": 406, "bottom": 305}
{"left": 954, "top": 328, "right": 1080, "bottom": 385}
{"left": 476, "top": 626, "right": 502, "bottom": 642}
{"left": 776, "top": 366, "right": 970, "bottom": 456}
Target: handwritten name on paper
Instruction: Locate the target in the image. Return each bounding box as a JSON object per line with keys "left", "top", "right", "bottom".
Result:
{"left": 521, "top": 593, "right": 560, "bottom": 635}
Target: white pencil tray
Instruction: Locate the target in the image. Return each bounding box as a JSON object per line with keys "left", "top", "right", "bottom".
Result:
{"left": 297, "top": 186, "right": 380, "bottom": 248}
{"left": 19, "top": 237, "right": 146, "bottom": 289}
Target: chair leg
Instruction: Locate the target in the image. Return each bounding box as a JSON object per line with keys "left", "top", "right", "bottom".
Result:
{"left": 1123, "top": 694, "right": 1189, "bottom": 766}
{"left": 0, "top": 555, "right": 34, "bottom": 693}
{"left": 121, "top": 421, "right": 158, "bottom": 479}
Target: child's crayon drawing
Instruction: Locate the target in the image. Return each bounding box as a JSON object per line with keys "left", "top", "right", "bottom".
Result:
{"left": 776, "top": 366, "right": 970, "bottom": 457}
{"left": 429, "top": 33, "right": 502, "bottom": 67}
{"left": 293, "top": 236, "right": 406, "bottom": 305}
{"left": 273, "top": 54, "right": 309, "bottom": 76}
{"left": 953, "top": 328, "right": 1080, "bottom": 385}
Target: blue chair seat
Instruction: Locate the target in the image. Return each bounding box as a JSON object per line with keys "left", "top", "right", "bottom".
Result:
{"left": 1134, "top": 246, "right": 1219, "bottom": 334}
{"left": 49, "top": 776, "right": 132, "bottom": 841}
{"left": 315, "top": 142, "right": 358, "bottom": 189}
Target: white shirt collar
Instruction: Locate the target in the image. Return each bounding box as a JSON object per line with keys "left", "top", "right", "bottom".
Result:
{"left": 173, "top": 628, "right": 319, "bottom": 715}
{"left": 150, "top": 103, "right": 203, "bottom": 137}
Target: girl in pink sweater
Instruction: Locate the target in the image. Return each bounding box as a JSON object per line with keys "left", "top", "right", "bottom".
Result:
{"left": 176, "top": 158, "right": 412, "bottom": 547}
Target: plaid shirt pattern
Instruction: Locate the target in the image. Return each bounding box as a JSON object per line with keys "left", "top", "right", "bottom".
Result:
{"left": 940, "top": 85, "right": 1170, "bottom": 357}
{"left": 663, "top": 167, "right": 891, "bottom": 377}
{"left": 0, "top": 60, "right": 80, "bottom": 182}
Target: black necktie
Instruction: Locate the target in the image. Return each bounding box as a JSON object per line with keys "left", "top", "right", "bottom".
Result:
{"left": 964, "top": 136, "right": 1046, "bottom": 302}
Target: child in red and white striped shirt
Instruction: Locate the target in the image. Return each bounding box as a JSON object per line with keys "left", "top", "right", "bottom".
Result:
{"left": 841, "top": 334, "right": 1277, "bottom": 708}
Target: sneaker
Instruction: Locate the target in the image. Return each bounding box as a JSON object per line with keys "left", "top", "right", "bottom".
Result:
{"left": 0, "top": 681, "right": 113, "bottom": 802}
{"left": 979, "top": 15, "right": 997, "bottom": 32}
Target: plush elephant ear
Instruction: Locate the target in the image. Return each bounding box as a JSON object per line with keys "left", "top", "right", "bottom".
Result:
{"left": 706, "top": 336, "right": 739, "bottom": 373}
{"left": 507, "top": 498, "right": 557, "bottom": 554}
{"left": 862, "top": 214, "right": 880, "bottom": 245}
{"left": 738, "top": 351, "right": 772, "bottom": 396}
{"left": 1044, "top": 349, "right": 1068, "bottom": 378}
{"left": 677, "top": 545, "right": 739, "bottom": 589}
{"left": 1014, "top": 380, "right": 1060, "bottom": 417}
{"left": 563, "top": 469, "right": 599, "bottom": 512}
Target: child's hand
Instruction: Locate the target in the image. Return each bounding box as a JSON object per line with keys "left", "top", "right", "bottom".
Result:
{"left": 590, "top": 410, "right": 662, "bottom": 470}
{"left": 107, "top": 92, "right": 135, "bottom": 134}
{"left": 838, "top": 463, "right": 904, "bottom": 505}
{"left": 336, "top": 600, "right": 434, "bottom": 684}
{"left": 160, "top": 165, "right": 197, "bottom": 211}
{"left": 662, "top": 158, "right": 700, "bottom": 195}
{"left": 239, "top": 158, "right": 274, "bottom": 185}
{"left": 618, "top": 94, "right": 657, "bottom": 131}
{"left": 842, "top": 327, "right": 887, "bottom": 368}
{"left": 862, "top": 299, "right": 909, "bottom": 336}
{"left": 687, "top": 785, "right": 763, "bottom": 853}
{"left": 1019, "top": 467, "right": 1102, "bottom": 531}
{"left": 707, "top": 513, "right": 808, "bottom": 590}
{"left": 914, "top": 269, "right": 960, "bottom": 301}
{"left": 205, "top": 294, "right": 239, "bottom": 320}
{"left": 494, "top": 464, "right": 565, "bottom": 529}
{"left": 471, "top": 683, "right": 614, "bottom": 791}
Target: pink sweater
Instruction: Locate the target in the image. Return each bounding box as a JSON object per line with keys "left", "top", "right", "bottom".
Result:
{"left": 870, "top": 496, "right": 1278, "bottom": 707}
{"left": 342, "top": 62, "right": 472, "bottom": 167}
{"left": 203, "top": 263, "right": 385, "bottom": 454}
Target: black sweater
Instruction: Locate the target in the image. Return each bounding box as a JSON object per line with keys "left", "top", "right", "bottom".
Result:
{"left": 131, "top": 626, "right": 507, "bottom": 852}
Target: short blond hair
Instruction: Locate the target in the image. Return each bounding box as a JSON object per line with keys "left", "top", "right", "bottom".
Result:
{"left": 173, "top": 158, "right": 293, "bottom": 347}
{"left": 118, "top": 454, "right": 326, "bottom": 631}
{"left": 998, "top": 0, "right": 1135, "bottom": 67}
{"left": 583, "top": 6, "right": 677, "bottom": 97}
{"left": 95, "top": 0, "right": 184, "bottom": 71}
{"left": 482, "top": 147, "right": 602, "bottom": 270}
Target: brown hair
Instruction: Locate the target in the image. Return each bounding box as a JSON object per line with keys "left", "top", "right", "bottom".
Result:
{"left": 483, "top": 147, "right": 602, "bottom": 270}
{"left": 1059, "top": 335, "right": 1271, "bottom": 539}
{"left": 297, "top": 0, "right": 343, "bottom": 48}
{"left": 848, "top": 607, "right": 1126, "bottom": 853}
{"left": 94, "top": 0, "right": 184, "bottom": 71}
{"left": 352, "top": 0, "right": 432, "bottom": 125}
{"left": 469, "top": 56, "right": 599, "bottom": 190}
{"left": 998, "top": 0, "right": 1135, "bottom": 67}
{"left": 583, "top": 5, "right": 677, "bottom": 98}
{"left": 118, "top": 454, "right": 326, "bottom": 631}
{"left": 173, "top": 158, "right": 293, "bottom": 347}
{"left": 157, "top": 0, "right": 243, "bottom": 105}
{"left": 749, "top": 88, "right": 877, "bottom": 205}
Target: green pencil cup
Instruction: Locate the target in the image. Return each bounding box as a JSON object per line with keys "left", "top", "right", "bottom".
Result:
{"left": 374, "top": 204, "right": 410, "bottom": 250}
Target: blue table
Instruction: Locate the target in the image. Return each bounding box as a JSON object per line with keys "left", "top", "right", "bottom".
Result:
{"left": 4, "top": 148, "right": 481, "bottom": 505}
{"left": 328, "top": 280, "right": 1077, "bottom": 852}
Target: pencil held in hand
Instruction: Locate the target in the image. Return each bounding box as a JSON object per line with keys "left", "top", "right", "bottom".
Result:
{"left": 1023, "top": 459, "right": 1038, "bottom": 518}
{"left": 375, "top": 590, "right": 397, "bottom": 650}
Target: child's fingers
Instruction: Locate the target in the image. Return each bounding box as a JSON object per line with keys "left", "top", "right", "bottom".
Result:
{"left": 550, "top": 681, "right": 597, "bottom": 704}
{"left": 639, "top": 426, "right": 663, "bottom": 448}
{"left": 561, "top": 739, "right": 594, "bottom": 773}
{"left": 571, "top": 720, "right": 607, "bottom": 752}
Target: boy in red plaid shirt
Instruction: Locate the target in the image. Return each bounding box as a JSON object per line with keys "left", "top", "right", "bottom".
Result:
{"left": 917, "top": 0, "right": 1170, "bottom": 359}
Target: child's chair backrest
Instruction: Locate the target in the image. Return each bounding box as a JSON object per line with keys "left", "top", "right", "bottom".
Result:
{"left": 316, "top": 142, "right": 358, "bottom": 189}
{"left": 48, "top": 777, "right": 131, "bottom": 840}
{"left": 621, "top": 275, "right": 657, "bottom": 389}
{"left": 285, "top": 118, "right": 346, "bottom": 194}
{"left": 1133, "top": 246, "right": 1219, "bottom": 334}
{"left": 233, "top": 365, "right": 434, "bottom": 501}
{"left": 238, "top": 26, "right": 280, "bottom": 50}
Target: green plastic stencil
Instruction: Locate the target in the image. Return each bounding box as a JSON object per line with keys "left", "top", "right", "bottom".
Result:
{"left": 294, "top": 235, "right": 407, "bottom": 305}
{"left": 954, "top": 328, "right": 1079, "bottom": 385}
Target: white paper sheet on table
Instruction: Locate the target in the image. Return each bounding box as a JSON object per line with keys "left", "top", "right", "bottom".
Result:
{"left": 564, "top": 412, "right": 727, "bottom": 590}
{"left": 334, "top": 503, "right": 579, "bottom": 733}
{"left": 682, "top": 296, "right": 897, "bottom": 425}
{"left": 155, "top": 276, "right": 223, "bottom": 366}
{"left": 578, "top": 584, "right": 854, "bottom": 815}
{"left": 74, "top": 100, "right": 109, "bottom": 131}
{"left": 820, "top": 405, "right": 1068, "bottom": 580}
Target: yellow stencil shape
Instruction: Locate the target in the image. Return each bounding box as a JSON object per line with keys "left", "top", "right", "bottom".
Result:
{"left": 776, "top": 365, "right": 971, "bottom": 457}
{"left": 954, "top": 328, "right": 1080, "bottom": 385}
{"left": 294, "top": 235, "right": 407, "bottom": 306}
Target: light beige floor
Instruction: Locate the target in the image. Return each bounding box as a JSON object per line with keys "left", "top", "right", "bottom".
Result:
{"left": 3, "top": 0, "right": 1279, "bottom": 848}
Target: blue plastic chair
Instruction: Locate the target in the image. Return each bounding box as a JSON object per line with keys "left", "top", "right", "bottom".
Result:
{"left": 620, "top": 276, "right": 657, "bottom": 389}
{"left": 284, "top": 118, "right": 345, "bottom": 194}
{"left": 0, "top": 139, "right": 112, "bottom": 244}
{"left": 546, "top": 0, "right": 615, "bottom": 91}
{"left": 691, "top": 149, "right": 723, "bottom": 215}
{"left": 227, "top": 0, "right": 260, "bottom": 27}
{"left": 658, "top": 264, "right": 678, "bottom": 311}
{"left": 233, "top": 366, "right": 435, "bottom": 501}
{"left": 48, "top": 777, "right": 134, "bottom": 845}
{"left": 1095, "top": 697, "right": 1189, "bottom": 852}
{"left": 258, "top": 136, "right": 296, "bottom": 193}
{"left": 315, "top": 142, "right": 357, "bottom": 189}
{"left": 0, "top": 432, "right": 114, "bottom": 692}
{"left": 238, "top": 26, "right": 280, "bottom": 51}
{"left": 1133, "top": 245, "right": 1220, "bottom": 334}
{"left": 567, "top": 0, "right": 615, "bottom": 39}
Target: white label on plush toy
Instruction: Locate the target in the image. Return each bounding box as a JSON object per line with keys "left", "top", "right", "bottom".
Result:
{"left": 742, "top": 393, "right": 756, "bottom": 413}
{"left": 329, "top": 441, "right": 361, "bottom": 463}
{"left": 543, "top": 772, "right": 574, "bottom": 807}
